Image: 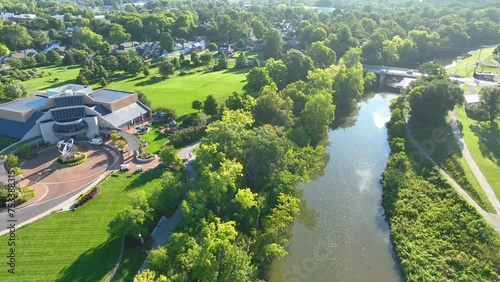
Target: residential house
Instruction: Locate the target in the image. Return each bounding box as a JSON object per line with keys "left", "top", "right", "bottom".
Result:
{"left": 118, "top": 41, "right": 140, "bottom": 51}
{"left": 218, "top": 43, "right": 234, "bottom": 55}
{"left": 464, "top": 94, "right": 481, "bottom": 111}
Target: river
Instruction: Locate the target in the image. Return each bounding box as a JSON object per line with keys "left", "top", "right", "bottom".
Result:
{"left": 268, "top": 93, "right": 403, "bottom": 282}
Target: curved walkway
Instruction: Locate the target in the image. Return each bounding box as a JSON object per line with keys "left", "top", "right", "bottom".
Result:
{"left": 406, "top": 126, "right": 500, "bottom": 234}
{"left": 449, "top": 110, "right": 500, "bottom": 214}
{"left": 107, "top": 142, "right": 200, "bottom": 281}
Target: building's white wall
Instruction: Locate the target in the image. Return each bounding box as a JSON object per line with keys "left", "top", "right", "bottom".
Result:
{"left": 40, "top": 122, "right": 59, "bottom": 144}
{"left": 97, "top": 115, "right": 118, "bottom": 129}
{"left": 85, "top": 116, "right": 99, "bottom": 138}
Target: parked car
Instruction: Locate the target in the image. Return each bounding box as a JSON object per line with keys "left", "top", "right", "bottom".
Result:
{"left": 89, "top": 138, "right": 103, "bottom": 145}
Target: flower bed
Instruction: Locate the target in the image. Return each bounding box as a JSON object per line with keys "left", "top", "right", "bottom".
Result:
{"left": 74, "top": 186, "right": 99, "bottom": 207}
{"left": 57, "top": 153, "right": 88, "bottom": 167}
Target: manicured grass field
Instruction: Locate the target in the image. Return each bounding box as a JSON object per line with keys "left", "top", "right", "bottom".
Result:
{"left": 447, "top": 47, "right": 496, "bottom": 77}
{"left": 141, "top": 122, "right": 168, "bottom": 154}
{"left": 22, "top": 65, "right": 82, "bottom": 92}
{"left": 410, "top": 119, "right": 495, "bottom": 212}
{"left": 107, "top": 67, "right": 246, "bottom": 116}
{"left": 0, "top": 168, "right": 165, "bottom": 282}
{"left": 456, "top": 107, "right": 500, "bottom": 201}
{"left": 22, "top": 65, "right": 247, "bottom": 117}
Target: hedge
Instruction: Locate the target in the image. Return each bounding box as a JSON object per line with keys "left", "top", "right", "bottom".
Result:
{"left": 57, "top": 153, "right": 88, "bottom": 167}
{"left": 74, "top": 186, "right": 99, "bottom": 207}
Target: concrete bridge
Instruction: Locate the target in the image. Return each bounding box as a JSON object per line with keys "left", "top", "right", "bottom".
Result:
{"left": 362, "top": 64, "right": 422, "bottom": 86}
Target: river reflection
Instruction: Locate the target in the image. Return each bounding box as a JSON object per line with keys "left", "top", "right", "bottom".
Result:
{"left": 268, "top": 93, "right": 403, "bottom": 282}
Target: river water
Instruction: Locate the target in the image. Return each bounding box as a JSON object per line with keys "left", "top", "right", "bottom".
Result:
{"left": 268, "top": 94, "right": 403, "bottom": 282}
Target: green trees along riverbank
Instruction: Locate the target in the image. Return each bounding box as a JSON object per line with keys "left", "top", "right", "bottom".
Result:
{"left": 383, "top": 96, "right": 500, "bottom": 281}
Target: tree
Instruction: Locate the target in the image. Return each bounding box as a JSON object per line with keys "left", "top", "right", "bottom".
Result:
{"left": 76, "top": 73, "right": 89, "bottom": 85}
{"left": 203, "top": 94, "right": 218, "bottom": 116}
{"left": 192, "top": 100, "right": 203, "bottom": 112}
{"left": 0, "top": 23, "right": 32, "bottom": 50}
{"left": 479, "top": 86, "right": 500, "bottom": 125}
{"left": 199, "top": 53, "right": 213, "bottom": 66}
{"left": 136, "top": 91, "right": 152, "bottom": 108}
{"left": 235, "top": 52, "right": 248, "bottom": 69}
{"left": 308, "top": 41, "right": 336, "bottom": 69}
{"left": 158, "top": 61, "right": 175, "bottom": 78}
{"left": 300, "top": 93, "right": 336, "bottom": 143}
{"left": 283, "top": 49, "right": 314, "bottom": 84}
{"left": 207, "top": 43, "right": 218, "bottom": 52}
{"left": 109, "top": 191, "right": 154, "bottom": 239}
{"left": 4, "top": 81, "right": 26, "bottom": 99}
{"left": 8, "top": 60, "right": 22, "bottom": 69}
{"left": 159, "top": 32, "right": 174, "bottom": 52}
{"left": 133, "top": 269, "right": 167, "bottom": 282}
{"left": 190, "top": 52, "right": 200, "bottom": 66}
{"left": 217, "top": 54, "right": 228, "bottom": 69}
{"left": 22, "top": 57, "right": 36, "bottom": 67}
{"left": 225, "top": 92, "right": 256, "bottom": 111}
{"left": 263, "top": 28, "right": 283, "bottom": 59}
{"left": 0, "top": 43, "right": 9, "bottom": 57}
{"left": 72, "top": 27, "right": 103, "bottom": 49}
{"left": 409, "top": 79, "right": 464, "bottom": 123}
{"left": 159, "top": 146, "right": 183, "bottom": 168}
{"left": 6, "top": 155, "right": 18, "bottom": 169}
{"left": 251, "top": 19, "right": 266, "bottom": 39}
{"left": 246, "top": 67, "right": 272, "bottom": 93}
{"left": 46, "top": 50, "right": 61, "bottom": 65}
{"left": 34, "top": 53, "right": 47, "bottom": 65}
{"left": 63, "top": 52, "right": 75, "bottom": 66}
{"left": 100, "top": 77, "right": 108, "bottom": 87}
{"left": 143, "top": 67, "right": 150, "bottom": 77}
{"left": 108, "top": 24, "right": 131, "bottom": 44}
{"left": 253, "top": 87, "right": 294, "bottom": 128}
{"left": 265, "top": 58, "right": 288, "bottom": 90}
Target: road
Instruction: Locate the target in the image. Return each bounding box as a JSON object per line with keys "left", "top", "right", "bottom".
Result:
{"left": 0, "top": 172, "right": 108, "bottom": 236}
{"left": 406, "top": 126, "right": 500, "bottom": 234}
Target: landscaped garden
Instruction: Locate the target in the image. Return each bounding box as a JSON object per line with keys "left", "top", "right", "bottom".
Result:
{"left": 456, "top": 106, "right": 500, "bottom": 201}
{"left": 0, "top": 168, "right": 166, "bottom": 282}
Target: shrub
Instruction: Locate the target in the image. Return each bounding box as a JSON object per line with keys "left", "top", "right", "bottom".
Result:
{"left": 74, "top": 186, "right": 99, "bottom": 207}
{"left": 10, "top": 167, "right": 23, "bottom": 176}
{"left": 169, "top": 125, "right": 206, "bottom": 147}
{"left": 181, "top": 114, "right": 206, "bottom": 128}
{"left": 117, "top": 140, "right": 127, "bottom": 149}
{"left": 110, "top": 132, "right": 121, "bottom": 141}
{"left": 57, "top": 153, "right": 88, "bottom": 167}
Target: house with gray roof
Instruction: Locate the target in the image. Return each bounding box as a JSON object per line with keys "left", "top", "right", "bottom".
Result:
{"left": 0, "top": 85, "right": 151, "bottom": 144}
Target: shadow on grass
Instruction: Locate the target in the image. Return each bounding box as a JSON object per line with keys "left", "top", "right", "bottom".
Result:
{"left": 125, "top": 166, "right": 164, "bottom": 190}
{"left": 135, "top": 76, "right": 164, "bottom": 87}
{"left": 40, "top": 78, "right": 76, "bottom": 90}
{"left": 57, "top": 237, "right": 120, "bottom": 282}
{"left": 470, "top": 122, "right": 500, "bottom": 166}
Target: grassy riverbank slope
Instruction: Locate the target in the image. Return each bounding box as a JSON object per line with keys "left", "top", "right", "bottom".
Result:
{"left": 382, "top": 97, "right": 500, "bottom": 281}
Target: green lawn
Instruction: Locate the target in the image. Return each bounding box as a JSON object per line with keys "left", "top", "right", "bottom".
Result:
{"left": 22, "top": 65, "right": 247, "bottom": 117}
{"left": 447, "top": 47, "right": 496, "bottom": 77}
{"left": 410, "top": 119, "right": 495, "bottom": 212}
{"left": 22, "top": 65, "right": 82, "bottom": 92}
{"left": 141, "top": 121, "right": 168, "bottom": 154}
{"left": 0, "top": 136, "right": 17, "bottom": 152}
{"left": 456, "top": 107, "right": 500, "bottom": 201}
{"left": 0, "top": 168, "right": 165, "bottom": 282}
{"left": 108, "top": 67, "right": 246, "bottom": 116}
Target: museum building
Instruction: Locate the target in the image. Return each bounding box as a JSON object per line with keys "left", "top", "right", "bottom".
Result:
{"left": 0, "top": 84, "right": 151, "bottom": 143}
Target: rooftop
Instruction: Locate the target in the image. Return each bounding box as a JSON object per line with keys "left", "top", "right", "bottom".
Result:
{"left": 102, "top": 102, "right": 149, "bottom": 127}
{"left": 0, "top": 96, "right": 48, "bottom": 113}
{"left": 89, "top": 89, "right": 135, "bottom": 103}
{"left": 0, "top": 111, "right": 44, "bottom": 139}
{"left": 465, "top": 94, "right": 481, "bottom": 104}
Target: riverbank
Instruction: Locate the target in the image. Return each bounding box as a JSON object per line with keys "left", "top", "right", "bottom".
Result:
{"left": 382, "top": 96, "right": 500, "bottom": 281}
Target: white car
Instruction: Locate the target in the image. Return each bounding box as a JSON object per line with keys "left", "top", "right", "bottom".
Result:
{"left": 89, "top": 138, "right": 103, "bottom": 145}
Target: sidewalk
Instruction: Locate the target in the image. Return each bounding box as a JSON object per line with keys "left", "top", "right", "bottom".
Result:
{"left": 449, "top": 110, "right": 500, "bottom": 214}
